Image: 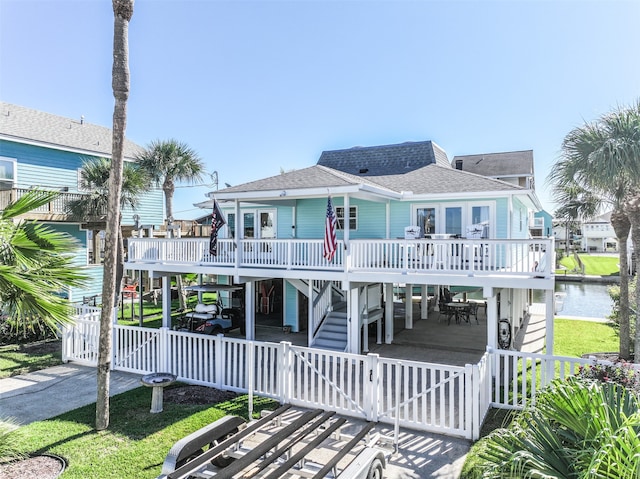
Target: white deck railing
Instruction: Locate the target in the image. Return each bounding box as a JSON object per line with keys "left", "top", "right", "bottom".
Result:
{"left": 127, "top": 237, "right": 553, "bottom": 278}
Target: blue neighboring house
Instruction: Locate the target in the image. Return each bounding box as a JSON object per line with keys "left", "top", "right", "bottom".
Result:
{"left": 0, "top": 102, "right": 164, "bottom": 302}
{"left": 127, "top": 140, "right": 555, "bottom": 355}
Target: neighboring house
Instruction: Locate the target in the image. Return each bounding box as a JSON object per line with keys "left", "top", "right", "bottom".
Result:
{"left": 580, "top": 211, "right": 617, "bottom": 253}
{"left": 452, "top": 150, "right": 541, "bottom": 237}
{"left": 126, "top": 140, "right": 555, "bottom": 356}
{"left": 0, "top": 102, "right": 164, "bottom": 301}
{"left": 532, "top": 209, "right": 553, "bottom": 238}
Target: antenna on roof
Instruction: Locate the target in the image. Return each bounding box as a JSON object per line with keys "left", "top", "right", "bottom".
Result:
{"left": 80, "top": 115, "right": 84, "bottom": 125}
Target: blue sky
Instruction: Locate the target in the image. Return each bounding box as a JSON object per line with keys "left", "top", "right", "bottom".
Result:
{"left": 1, "top": 0, "right": 639, "bottom": 219}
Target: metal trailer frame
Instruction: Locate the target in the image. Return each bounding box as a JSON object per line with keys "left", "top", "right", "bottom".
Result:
{"left": 156, "top": 405, "right": 388, "bottom": 479}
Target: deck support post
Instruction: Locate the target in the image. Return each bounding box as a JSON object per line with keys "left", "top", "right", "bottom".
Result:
{"left": 385, "top": 283, "right": 394, "bottom": 344}
{"left": 245, "top": 281, "right": 255, "bottom": 340}
{"left": 405, "top": 283, "right": 413, "bottom": 329}
{"left": 421, "top": 284, "right": 428, "bottom": 320}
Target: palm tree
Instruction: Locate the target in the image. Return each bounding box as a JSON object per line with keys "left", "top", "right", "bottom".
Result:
{"left": 135, "top": 139, "right": 205, "bottom": 221}
{"left": 548, "top": 104, "right": 640, "bottom": 360}
{"left": 96, "top": 0, "right": 134, "bottom": 431}
{"left": 67, "top": 157, "right": 149, "bottom": 265}
{"left": 136, "top": 139, "right": 205, "bottom": 309}
{"left": 0, "top": 190, "right": 86, "bottom": 335}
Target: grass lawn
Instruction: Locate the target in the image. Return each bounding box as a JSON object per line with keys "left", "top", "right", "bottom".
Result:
{"left": 554, "top": 318, "right": 618, "bottom": 356}
{"left": 0, "top": 341, "right": 62, "bottom": 379}
{"left": 7, "top": 388, "right": 278, "bottom": 479}
{"left": 557, "top": 254, "right": 619, "bottom": 276}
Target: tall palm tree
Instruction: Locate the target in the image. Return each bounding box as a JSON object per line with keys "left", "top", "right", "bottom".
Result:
{"left": 96, "top": 0, "right": 134, "bottom": 431}
{"left": 549, "top": 103, "right": 640, "bottom": 360}
{"left": 135, "top": 139, "right": 205, "bottom": 221}
{"left": 0, "top": 190, "right": 86, "bottom": 335}
{"left": 136, "top": 139, "right": 205, "bottom": 309}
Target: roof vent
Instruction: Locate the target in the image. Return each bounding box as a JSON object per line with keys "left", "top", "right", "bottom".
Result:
{"left": 80, "top": 115, "right": 84, "bottom": 125}
{"left": 359, "top": 168, "right": 368, "bottom": 174}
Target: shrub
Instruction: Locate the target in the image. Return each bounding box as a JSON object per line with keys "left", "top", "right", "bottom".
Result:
{"left": 577, "top": 360, "right": 640, "bottom": 395}
{"left": 0, "top": 418, "right": 25, "bottom": 463}
{"left": 475, "top": 377, "right": 640, "bottom": 478}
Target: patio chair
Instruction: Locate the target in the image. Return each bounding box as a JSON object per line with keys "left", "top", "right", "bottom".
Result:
{"left": 438, "top": 299, "right": 455, "bottom": 325}
{"left": 465, "top": 302, "right": 480, "bottom": 324}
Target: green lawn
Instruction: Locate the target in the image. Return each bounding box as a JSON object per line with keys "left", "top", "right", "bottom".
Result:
{"left": 557, "top": 254, "right": 619, "bottom": 276}
{"left": 554, "top": 318, "right": 618, "bottom": 356}
{"left": 0, "top": 341, "right": 62, "bottom": 379}
{"left": 7, "top": 389, "right": 278, "bottom": 479}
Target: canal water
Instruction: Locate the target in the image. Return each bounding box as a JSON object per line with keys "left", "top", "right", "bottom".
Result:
{"left": 534, "top": 282, "right": 615, "bottom": 319}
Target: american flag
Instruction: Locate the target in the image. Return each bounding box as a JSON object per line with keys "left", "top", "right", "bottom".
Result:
{"left": 209, "top": 200, "right": 226, "bottom": 256}
{"left": 323, "top": 196, "right": 337, "bottom": 261}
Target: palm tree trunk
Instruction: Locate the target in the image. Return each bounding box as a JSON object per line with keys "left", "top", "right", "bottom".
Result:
{"left": 611, "top": 209, "right": 631, "bottom": 359}
{"left": 627, "top": 196, "right": 640, "bottom": 363}
{"left": 96, "top": 0, "right": 133, "bottom": 431}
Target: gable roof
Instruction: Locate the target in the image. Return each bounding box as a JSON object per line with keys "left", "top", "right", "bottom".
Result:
{"left": 0, "top": 102, "right": 143, "bottom": 159}
{"left": 451, "top": 150, "right": 534, "bottom": 177}
{"left": 317, "top": 140, "right": 450, "bottom": 175}
{"left": 214, "top": 160, "right": 523, "bottom": 202}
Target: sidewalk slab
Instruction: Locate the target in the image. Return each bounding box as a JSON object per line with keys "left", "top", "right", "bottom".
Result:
{"left": 0, "top": 363, "right": 142, "bottom": 425}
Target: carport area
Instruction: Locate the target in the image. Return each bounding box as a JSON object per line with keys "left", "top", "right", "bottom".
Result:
{"left": 227, "top": 299, "right": 490, "bottom": 366}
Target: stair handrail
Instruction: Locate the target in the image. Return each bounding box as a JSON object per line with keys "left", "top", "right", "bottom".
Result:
{"left": 311, "top": 281, "right": 333, "bottom": 336}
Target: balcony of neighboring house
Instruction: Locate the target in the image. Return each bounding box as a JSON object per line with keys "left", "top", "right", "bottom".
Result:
{"left": 529, "top": 217, "right": 544, "bottom": 238}
{"left": 126, "top": 236, "right": 555, "bottom": 287}
{"left": 0, "top": 187, "right": 101, "bottom": 222}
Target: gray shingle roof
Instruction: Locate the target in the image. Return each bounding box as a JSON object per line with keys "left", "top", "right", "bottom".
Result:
{"left": 451, "top": 150, "right": 534, "bottom": 177}
{"left": 219, "top": 161, "right": 522, "bottom": 197}
{"left": 317, "top": 140, "right": 450, "bottom": 175}
{"left": 0, "top": 102, "right": 143, "bottom": 159}
{"left": 370, "top": 164, "right": 522, "bottom": 194}
{"left": 220, "top": 165, "right": 393, "bottom": 194}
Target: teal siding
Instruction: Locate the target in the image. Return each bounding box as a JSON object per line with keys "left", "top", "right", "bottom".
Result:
{"left": 495, "top": 198, "right": 509, "bottom": 238}
{"left": 276, "top": 207, "right": 293, "bottom": 239}
{"left": 70, "top": 266, "right": 104, "bottom": 302}
{"left": 0, "top": 140, "right": 164, "bottom": 226}
{"left": 222, "top": 195, "right": 522, "bottom": 240}
{"left": 511, "top": 198, "right": 529, "bottom": 239}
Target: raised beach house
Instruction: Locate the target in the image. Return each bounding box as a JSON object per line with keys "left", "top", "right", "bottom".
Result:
{"left": 126, "top": 140, "right": 555, "bottom": 356}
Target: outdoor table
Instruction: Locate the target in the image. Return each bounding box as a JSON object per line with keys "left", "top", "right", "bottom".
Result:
{"left": 446, "top": 302, "right": 470, "bottom": 324}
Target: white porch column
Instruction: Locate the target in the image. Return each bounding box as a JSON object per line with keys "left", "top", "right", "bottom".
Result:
{"left": 485, "top": 292, "right": 498, "bottom": 351}
{"left": 245, "top": 281, "right": 255, "bottom": 340}
{"left": 405, "top": 283, "right": 413, "bottom": 329}
{"left": 162, "top": 275, "right": 171, "bottom": 329}
{"left": 545, "top": 289, "right": 554, "bottom": 356}
{"left": 421, "top": 284, "right": 428, "bottom": 320}
{"left": 307, "top": 280, "right": 314, "bottom": 346}
{"left": 348, "top": 287, "right": 360, "bottom": 354}
{"left": 385, "top": 283, "right": 394, "bottom": 344}
{"left": 234, "top": 200, "right": 241, "bottom": 272}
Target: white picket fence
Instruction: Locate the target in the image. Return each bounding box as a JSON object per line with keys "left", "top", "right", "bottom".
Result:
{"left": 62, "top": 307, "right": 628, "bottom": 440}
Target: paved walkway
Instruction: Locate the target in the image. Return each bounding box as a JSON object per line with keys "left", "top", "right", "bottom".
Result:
{"left": 0, "top": 363, "right": 470, "bottom": 478}
{"left": 0, "top": 363, "right": 141, "bottom": 424}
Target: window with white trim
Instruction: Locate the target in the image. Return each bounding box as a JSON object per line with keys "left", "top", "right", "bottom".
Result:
{"left": 336, "top": 206, "right": 357, "bottom": 230}
{"left": 0, "top": 157, "right": 16, "bottom": 191}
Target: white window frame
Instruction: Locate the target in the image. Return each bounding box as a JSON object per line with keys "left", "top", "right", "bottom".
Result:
{"left": 336, "top": 205, "right": 357, "bottom": 231}
{"left": 412, "top": 201, "right": 495, "bottom": 238}
{"left": 0, "top": 156, "right": 17, "bottom": 189}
